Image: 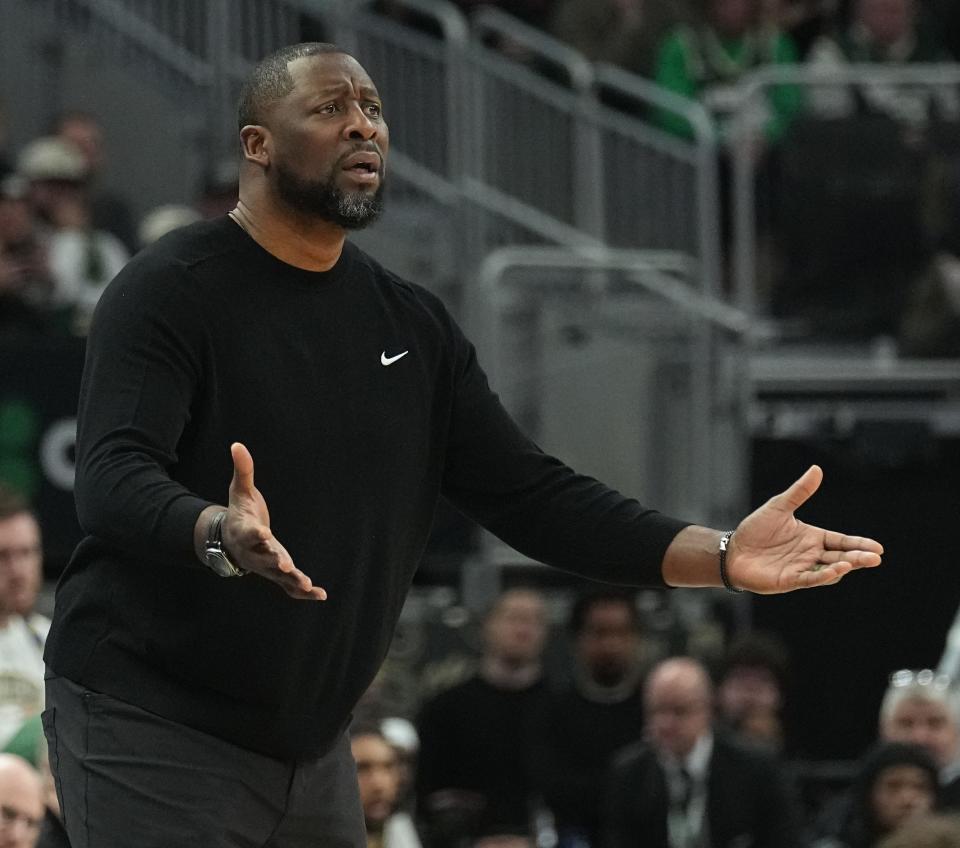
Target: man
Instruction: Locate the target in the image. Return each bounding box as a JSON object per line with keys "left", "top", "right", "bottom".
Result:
{"left": 0, "top": 489, "right": 47, "bottom": 750}
{"left": 351, "top": 727, "right": 421, "bottom": 848}
{"left": 532, "top": 590, "right": 647, "bottom": 845}
{"left": 879, "top": 671, "right": 960, "bottom": 808}
{"left": 41, "top": 41, "right": 882, "bottom": 847}
{"left": 416, "top": 588, "right": 549, "bottom": 843}
{"left": 55, "top": 111, "right": 138, "bottom": 253}
{"left": 604, "top": 656, "right": 802, "bottom": 848}
{"left": 715, "top": 632, "right": 791, "bottom": 754}
{"left": 0, "top": 754, "right": 44, "bottom": 848}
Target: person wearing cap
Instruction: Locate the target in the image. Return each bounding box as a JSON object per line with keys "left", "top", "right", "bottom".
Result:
{"left": 0, "top": 175, "right": 53, "bottom": 334}
{"left": 17, "top": 135, "right": 129, "bottom": 334}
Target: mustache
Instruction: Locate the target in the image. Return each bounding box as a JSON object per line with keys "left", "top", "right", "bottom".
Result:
{"left": 337, "top": 142, "right": 385, "bottom": 168}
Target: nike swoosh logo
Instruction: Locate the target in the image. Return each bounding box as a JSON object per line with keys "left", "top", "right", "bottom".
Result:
{"left": 381, "top": 350, "right": 409, "bottom": 366}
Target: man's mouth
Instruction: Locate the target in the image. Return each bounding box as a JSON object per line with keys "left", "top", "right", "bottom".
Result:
{"left": 341, "top": 151, "right": 382, "bottom": 175}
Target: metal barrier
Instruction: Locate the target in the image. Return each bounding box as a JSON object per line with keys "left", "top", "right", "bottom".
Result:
{"left": 473, "top": 246, "right": 753, "bottom": 530}
{"left": 726, "top": 63, "right": 960, "bottom": 334}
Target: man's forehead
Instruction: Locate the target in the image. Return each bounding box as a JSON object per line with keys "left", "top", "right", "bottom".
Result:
{"left": 286, "top": 53, "right": 379, "bottom": 98}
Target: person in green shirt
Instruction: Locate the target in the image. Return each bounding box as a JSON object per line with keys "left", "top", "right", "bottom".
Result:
{"left": 653, "top": 0, "right": 802, "bottom": 145}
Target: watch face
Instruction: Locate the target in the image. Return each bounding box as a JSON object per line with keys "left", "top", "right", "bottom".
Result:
{"left": 206, "top": 550, "right": 242, "bottom": 578}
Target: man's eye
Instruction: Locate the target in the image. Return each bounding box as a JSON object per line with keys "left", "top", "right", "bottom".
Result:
{"left": 317, "top": 104, "right": 338, "bottom": 115}
{"left": 366, "top": 104, "right": 382, "bottom": 117}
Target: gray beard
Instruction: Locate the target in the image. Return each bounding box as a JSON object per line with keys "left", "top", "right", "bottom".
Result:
{"left": 274, "top": 161, "right": 384, "bottom": 230}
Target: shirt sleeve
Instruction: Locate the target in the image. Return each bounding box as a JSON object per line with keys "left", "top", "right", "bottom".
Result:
{"left": 439, "top": 316, "right": 689, "bottom": 588}
{"left": 72, "top": 251, "right": 212, "bottom": 564}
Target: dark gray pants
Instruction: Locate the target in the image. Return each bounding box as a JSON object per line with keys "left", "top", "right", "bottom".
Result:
{"left": 43, "top": 674, "right": 366, "bottom": 848}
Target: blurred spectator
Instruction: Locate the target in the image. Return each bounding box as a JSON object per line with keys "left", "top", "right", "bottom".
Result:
{"left": 653, "top": 0, "right": 802, "bottom": 146}
{"left": 18, "top": 136, "right": 130, "bottom": 335}
{"left": 715, "top": 631, "right": 792, "bottom": 755}
{"left": 775, "top": 0, "right": 840, "bottom": 56}
{"left": 810, "top": 670, "right": 960, "bottom": 844}
{"left": 532, "top": 590, "right": 647, "bottom": 847}
{"left": 0, "top": 176, "right": 53, "bottom": 336}
{"left": 548, "top": 0, "right": 687, "bottom": 78}
{"left": 0, "top": 754, "right": 44, "bottom": 848}
{"left": 876, "top": 812, "right": 960, "bottom": 848}
{"left": 54, "top": 111, "right": 138, "bottom": 253}
{"left": 0, "top": 487, "right": 47, "bottom": 750}
{"left": 603, "top": 655, "right": 802, "bottom": 848}
{"left": 879, "top": 670, "right": 960, "bottom": 808}
{"left": 351, "top": 725, "right": 422, "bottom": 848}
{"left": 196, "top": 158, "right": 240, "bottom": 220}
{"left": 416, "top": 588, "right": 549, "bottom": 845}
{"left": 806, "top": 0, "right": 957, "bottom": 125}
{"left": 811, "top": 741, "right": 940, "bottom": 848}
{"left": 137, "top": 204, "right": 203, "bottom": 249}
{"left": 899, "top": 252, "right": 960, "bottom": 358}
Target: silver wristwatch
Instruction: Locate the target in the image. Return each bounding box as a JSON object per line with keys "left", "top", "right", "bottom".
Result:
{"left": 204, "top": 510, "right": 246, "bottom": 578}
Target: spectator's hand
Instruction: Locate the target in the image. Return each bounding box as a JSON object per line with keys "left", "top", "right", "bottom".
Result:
{"left": 726, "top": 465, "right": 883, "bottom": 594}
{"left": 222, "top": 441, "right": 327, "bottom": 600}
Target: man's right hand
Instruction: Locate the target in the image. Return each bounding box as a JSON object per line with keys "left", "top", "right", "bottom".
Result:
{"left": 217, "top": 442, "right": 327, "bottom": 600}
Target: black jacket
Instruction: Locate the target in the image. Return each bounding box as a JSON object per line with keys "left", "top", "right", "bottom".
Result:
{"left": 603, "top": 731, "right": 802, "bottom": 848}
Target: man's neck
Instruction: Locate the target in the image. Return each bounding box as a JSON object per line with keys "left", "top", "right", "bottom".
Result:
{"left": 480, "top": 655, "right": 542, "bottom": 690}
{"left": 230, "top": 196, "right": 346, "bottom": 272}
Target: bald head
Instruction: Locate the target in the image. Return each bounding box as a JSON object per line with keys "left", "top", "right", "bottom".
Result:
{"left": 645, "top": 657, "right": 713, "bottom": 759}
{"left": 0, "top": 754, "right": 44, "bottom": 847}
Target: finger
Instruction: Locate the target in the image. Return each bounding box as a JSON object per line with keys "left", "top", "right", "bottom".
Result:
{"left": 795, "top": 561, "right": 852, "bottom": 589}
{"left": 283, "top": 584, "right": 328, "bottom": 601}
{"left": 773, "top": 465, "right": 823, "bottom": 513}
{"left": 230, "top": 442, "right": 256, "bottom": 499}
{"left": 821, "top": 530, "right": 884, "bottom": 555}
{"left": 817, "top": 549, "right": 882, "bottom": 569}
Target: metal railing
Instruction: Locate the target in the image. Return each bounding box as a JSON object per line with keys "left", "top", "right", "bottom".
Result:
{"left": 25, "top": 0, "right": 722, "bottom": 288}
{"left": 726, "top": 63, "right": 960, "bottom": 324}
{"left": 473, "top": 246, "right": 753, "bottom": 529}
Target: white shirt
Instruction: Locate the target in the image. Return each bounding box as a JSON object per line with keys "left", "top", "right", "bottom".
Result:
{"left": 0, "top": 614, "right": 48, "bottom": 747}
{"left": 661, "top": 732, "right": 714, "bottom": 848}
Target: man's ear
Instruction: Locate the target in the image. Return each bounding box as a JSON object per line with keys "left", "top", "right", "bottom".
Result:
{"left": 239, "top": 125, "right": 270, "bottom": 167}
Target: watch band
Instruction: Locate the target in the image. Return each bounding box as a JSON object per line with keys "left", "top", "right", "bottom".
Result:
{"left": 719, "top": 530, "right": 744, "bottom": 594}
{"left": 204, "top": 510, "right": 246, "bottom": 578}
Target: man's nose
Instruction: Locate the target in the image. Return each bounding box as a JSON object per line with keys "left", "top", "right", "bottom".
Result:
{"left": 344, "top": 105, "right": 378, "bottom": 141}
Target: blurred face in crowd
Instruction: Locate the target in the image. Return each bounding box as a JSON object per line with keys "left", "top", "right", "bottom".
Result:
{"left": 0, "top": 755, "right": 44, "bottom": 848}
{"left": 351, "top": 733, "right": 400, "bottom": 833}
{"left": 882, "top": 696, "right": 960, "bottom": 769}
{"left": 58, "top": 116, "right": 105, "bottom": 173}
{"left": 576, "top": 600, "right": 639, "bottom": 686}
{"left": 870, "top": 764, "right": 935, "bottom": 834}
{"left": 483, "top": 589, "right": 547, "bottom": 668}
{"left": 0, "top": 512, "right": 42, "bottom": 622}
{"left": 0, "top": 197, "right": 34, "bottom": 247}
{"left": 856, "top": 0, "right": 913, "bottom": 47}
{"left": 645, "top": 659, "right": 712, "bottom": 759}
{"left": 709, "top": 0, "right": 758, "bottom": 37}
{"left": 717, "top": 665, "right": 782, "bottom": 721}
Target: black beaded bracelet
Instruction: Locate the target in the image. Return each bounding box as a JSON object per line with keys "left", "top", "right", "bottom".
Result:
{"left": 719, "top": 530, "right": 744, "bottom": 594}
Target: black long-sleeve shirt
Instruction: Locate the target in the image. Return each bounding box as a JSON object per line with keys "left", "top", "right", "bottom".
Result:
{"left": 45, "top": 217, "right": 688, "bottom": 760}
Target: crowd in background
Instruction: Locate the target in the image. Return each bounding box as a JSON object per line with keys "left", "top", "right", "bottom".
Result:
{"left": 2, "top": 0, "right": 960, "bottom": 348}
{"left": 2, "top": 484, "right": 958, "bottom": 848}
